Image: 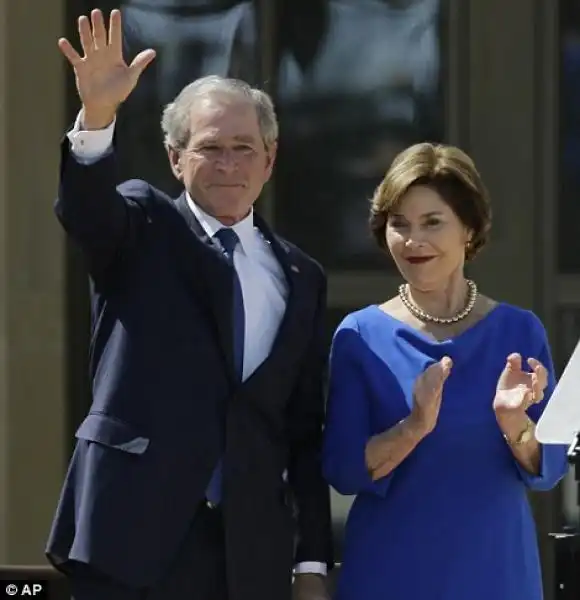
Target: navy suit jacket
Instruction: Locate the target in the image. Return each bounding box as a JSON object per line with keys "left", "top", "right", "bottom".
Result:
{"left": 46, "top": 139, "right": 333, "bottom": 600}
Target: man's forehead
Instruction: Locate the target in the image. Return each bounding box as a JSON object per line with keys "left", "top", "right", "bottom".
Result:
{"left": 190, "top": 97, "right": 259, "bottom": 130}
{"left": 192, "top": 129, "right": 259, "bottom": 144}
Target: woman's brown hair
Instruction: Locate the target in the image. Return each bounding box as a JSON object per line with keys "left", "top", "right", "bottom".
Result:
{"left": 369, "top": 143, "right": 492, "bottom": 261}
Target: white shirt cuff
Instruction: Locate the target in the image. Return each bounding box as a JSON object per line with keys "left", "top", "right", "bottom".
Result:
{"left": 67, "top": 109, "right": 116, "bottom": 164}
{"left": 293, "top": 561, "right": 327, "bottom": 576}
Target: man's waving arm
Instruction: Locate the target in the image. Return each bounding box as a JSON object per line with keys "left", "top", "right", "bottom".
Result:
{"left": 56, "top": 9, "right": 155, "bottom": 279}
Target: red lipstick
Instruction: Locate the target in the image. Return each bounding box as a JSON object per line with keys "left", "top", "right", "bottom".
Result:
{"left": 406, "top": 256, "right": 435, "bottom": 264}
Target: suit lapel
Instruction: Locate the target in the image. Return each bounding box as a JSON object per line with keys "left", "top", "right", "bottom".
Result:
{"left": 254, "top": 213, "right": 296, "bottom": 284}
{"left": 166, "top": 197, "right": 306, "bottom": 388}
{"left": 171, "top": 192, "right": 237, "bottom": 385}
{"left": 252, "top": 214, "right": 303, "bottom": 370}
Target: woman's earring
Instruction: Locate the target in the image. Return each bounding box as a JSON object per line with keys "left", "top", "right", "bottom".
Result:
{"left": 465, "top": 239, "right": 473, "bottom": 258}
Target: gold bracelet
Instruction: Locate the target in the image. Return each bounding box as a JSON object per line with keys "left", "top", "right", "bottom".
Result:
{"left": 503, "top": 419, "right": 534, "bottom": 446}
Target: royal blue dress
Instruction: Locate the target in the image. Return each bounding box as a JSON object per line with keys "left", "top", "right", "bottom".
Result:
{"left": 323, "top": 303, "right": 569, "bottom": 600}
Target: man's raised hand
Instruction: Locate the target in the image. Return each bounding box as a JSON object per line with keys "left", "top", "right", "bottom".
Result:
{"left": 58, "top": 9, "right": 155, "bottom": 129}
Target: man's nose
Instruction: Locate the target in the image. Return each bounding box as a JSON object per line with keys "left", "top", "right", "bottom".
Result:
{"left": 215, "top": 149, "right": 239, "bottom": 172}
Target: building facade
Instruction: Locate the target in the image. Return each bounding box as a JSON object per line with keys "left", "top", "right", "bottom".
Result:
{"left": 1, "top": 1, "right": 578, "bottom": 597}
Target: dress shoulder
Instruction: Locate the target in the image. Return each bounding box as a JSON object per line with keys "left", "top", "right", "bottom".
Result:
{"left": 491, "top": 303, "right": 548, "bottom": 344}
{"left": 334, "top": 306, "right": 382, "bottom": 336}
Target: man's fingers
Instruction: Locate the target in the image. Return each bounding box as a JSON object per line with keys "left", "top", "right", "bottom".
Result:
{"left": 108, "top": 9, "right": 123, "bottom": 53}
{"left": 78, "top": 15, "right": 94, "bottom": 56}
{"left": 57, "top": 38, "right": 82, "bottom": 66}
{"left": 91, "top": 9, "right": 107, "bottom": 50}
{"left": 129, "top": 49, "right": 157, "bottom": 77}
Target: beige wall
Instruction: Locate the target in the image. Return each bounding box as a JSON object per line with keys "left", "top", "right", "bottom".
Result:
{"left": 0, "top": 0, "right": 67, "bottom": 564}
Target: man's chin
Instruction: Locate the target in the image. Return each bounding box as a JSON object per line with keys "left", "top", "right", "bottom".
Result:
{"left": 204, "top": 198, "right": 254, "bottom": 224}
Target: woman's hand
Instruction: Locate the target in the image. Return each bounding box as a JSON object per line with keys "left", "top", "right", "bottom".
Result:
{"left": 494, "top": 353, "right": 547, "bottom": 413}
{"left": 493, "top": 353, "right": 547, "bottom": 436}
{"left": 494, "top": 353, "right": 546, "bottom": 473}
{"left": 409, "top": 357, "right": 453, "bottom": 437}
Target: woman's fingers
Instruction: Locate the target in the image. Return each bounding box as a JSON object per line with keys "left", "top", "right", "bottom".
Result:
{"left": 506, "top": 353, "right": 522, "bottom": 371}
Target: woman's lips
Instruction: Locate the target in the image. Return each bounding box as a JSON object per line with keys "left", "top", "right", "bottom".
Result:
{"left": 406, "top": 256, "right": 436, "bottom": 264}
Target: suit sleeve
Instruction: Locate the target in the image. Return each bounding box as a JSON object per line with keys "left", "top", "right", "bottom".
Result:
{"left": 286, "top": 272, "right": 334, "bottom": 567}
{"left": 322, "top": 317, "right": 393, "bottom": 497}
{"left": 54, "top": 131, "right": 147, "bottom": 283}
{"left": 514, "top": 315, "right": 569, "bottom": 491}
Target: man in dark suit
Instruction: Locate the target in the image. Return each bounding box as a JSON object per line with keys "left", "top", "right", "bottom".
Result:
{"left": 47, "top": 8, "right": 333, "bottom": 600}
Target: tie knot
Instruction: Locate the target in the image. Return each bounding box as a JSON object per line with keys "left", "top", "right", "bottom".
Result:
{"left": 215, "top": 228, "right": 240, "bottom": 258}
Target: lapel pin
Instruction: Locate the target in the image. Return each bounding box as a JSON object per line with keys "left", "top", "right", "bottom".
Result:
{"left": 291, "top": 265, "right": 300, "bottom": 273}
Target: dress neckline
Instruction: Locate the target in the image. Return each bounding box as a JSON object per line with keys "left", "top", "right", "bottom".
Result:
{"left": 371, "top": 302, "right": 506, "bottom": 346}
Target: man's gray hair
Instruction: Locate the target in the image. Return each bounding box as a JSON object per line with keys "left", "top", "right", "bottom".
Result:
{"left": 161, "top": 75, "right": 278, "bottom": 150}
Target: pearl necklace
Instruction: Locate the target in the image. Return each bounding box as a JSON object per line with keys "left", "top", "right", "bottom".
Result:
{"left": 398, "top": 280, "right": 478, "bottom": 325}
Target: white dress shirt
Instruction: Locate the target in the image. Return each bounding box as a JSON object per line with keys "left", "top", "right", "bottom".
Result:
{"left": 185, "top": 197, "right": 288, "bottom": 382}
{"left": 66, "top": 112, "right": 327, "bottom": 576}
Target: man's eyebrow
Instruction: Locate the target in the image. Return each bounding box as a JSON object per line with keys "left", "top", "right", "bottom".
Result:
{"left": 193, "top": 134, "right": 258, "bottom": 144}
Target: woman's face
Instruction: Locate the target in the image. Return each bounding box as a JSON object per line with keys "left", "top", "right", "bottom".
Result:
{"left": 385, "top": 185, "right": 472, "bottom": 291}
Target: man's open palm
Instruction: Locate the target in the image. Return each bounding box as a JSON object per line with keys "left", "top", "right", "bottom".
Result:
{"left": 57, "top": 9, "right": 155, "bottom": 118}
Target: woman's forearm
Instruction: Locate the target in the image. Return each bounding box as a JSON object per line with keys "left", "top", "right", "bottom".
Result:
{"left": 365, "top": 416, "right": 426, "bottom": 481}
{"left": 499, "top": 415, "right": 541, "bottom": 475}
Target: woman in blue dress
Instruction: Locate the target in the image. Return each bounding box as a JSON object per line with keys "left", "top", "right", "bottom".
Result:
{"left": 322, "top": 142, "right": 569, "bottom": 600}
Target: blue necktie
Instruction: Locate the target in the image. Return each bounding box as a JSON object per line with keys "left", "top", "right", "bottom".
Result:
{"left": 205, "top": 228, "right": 245, "bottom": 505}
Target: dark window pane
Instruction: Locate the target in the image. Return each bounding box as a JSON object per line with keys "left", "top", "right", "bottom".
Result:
{"left": 559, "top": 0, "right": 580, "bottom": 272}
{"left": 324, "top": 306, "right": 352, "bottom": 346}
{"left": 555, "top": 305, "right": 580, "bottom": 375}
{"left": 273, "top": 0, "right": 444, "bottom": 269}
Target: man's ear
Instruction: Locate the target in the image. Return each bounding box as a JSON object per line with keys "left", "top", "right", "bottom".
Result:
{"left": 167, "top": 145, "right": 183, "bottom": 182}
{"left": 264, "top": 140, "right": 278, "bottom": 181}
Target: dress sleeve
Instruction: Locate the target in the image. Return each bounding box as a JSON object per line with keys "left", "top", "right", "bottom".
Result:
{"left": 322, "top": 316, "right": 393, "bottom": 497}
{"left": 514, "top": 315, "right": 569, "bottom": 491}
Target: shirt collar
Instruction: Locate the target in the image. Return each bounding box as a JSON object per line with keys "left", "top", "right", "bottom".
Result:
{"left": 185, "top": 192, "right": 256, "bottom": 253}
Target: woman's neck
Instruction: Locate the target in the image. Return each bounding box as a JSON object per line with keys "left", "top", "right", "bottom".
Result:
{"left": 406, "top": 275, "right": 469, "bottom": 319}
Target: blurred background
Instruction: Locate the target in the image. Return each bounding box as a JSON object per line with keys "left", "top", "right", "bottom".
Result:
{"left": 1, "top": 0, "right": 580, "bottom": 597}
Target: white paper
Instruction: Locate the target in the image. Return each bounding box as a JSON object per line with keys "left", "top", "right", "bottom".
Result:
{"left": 536, "top": 338, "right": 580, "bottom": 445}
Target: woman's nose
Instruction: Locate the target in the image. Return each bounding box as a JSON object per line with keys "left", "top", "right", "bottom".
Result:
{"left": 404, "top": 234, "right": 426, "bottom": 248}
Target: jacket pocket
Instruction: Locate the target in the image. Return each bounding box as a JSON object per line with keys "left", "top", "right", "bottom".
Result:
{"left": 75, "top": 412, "right": 150, "bottom": 455}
